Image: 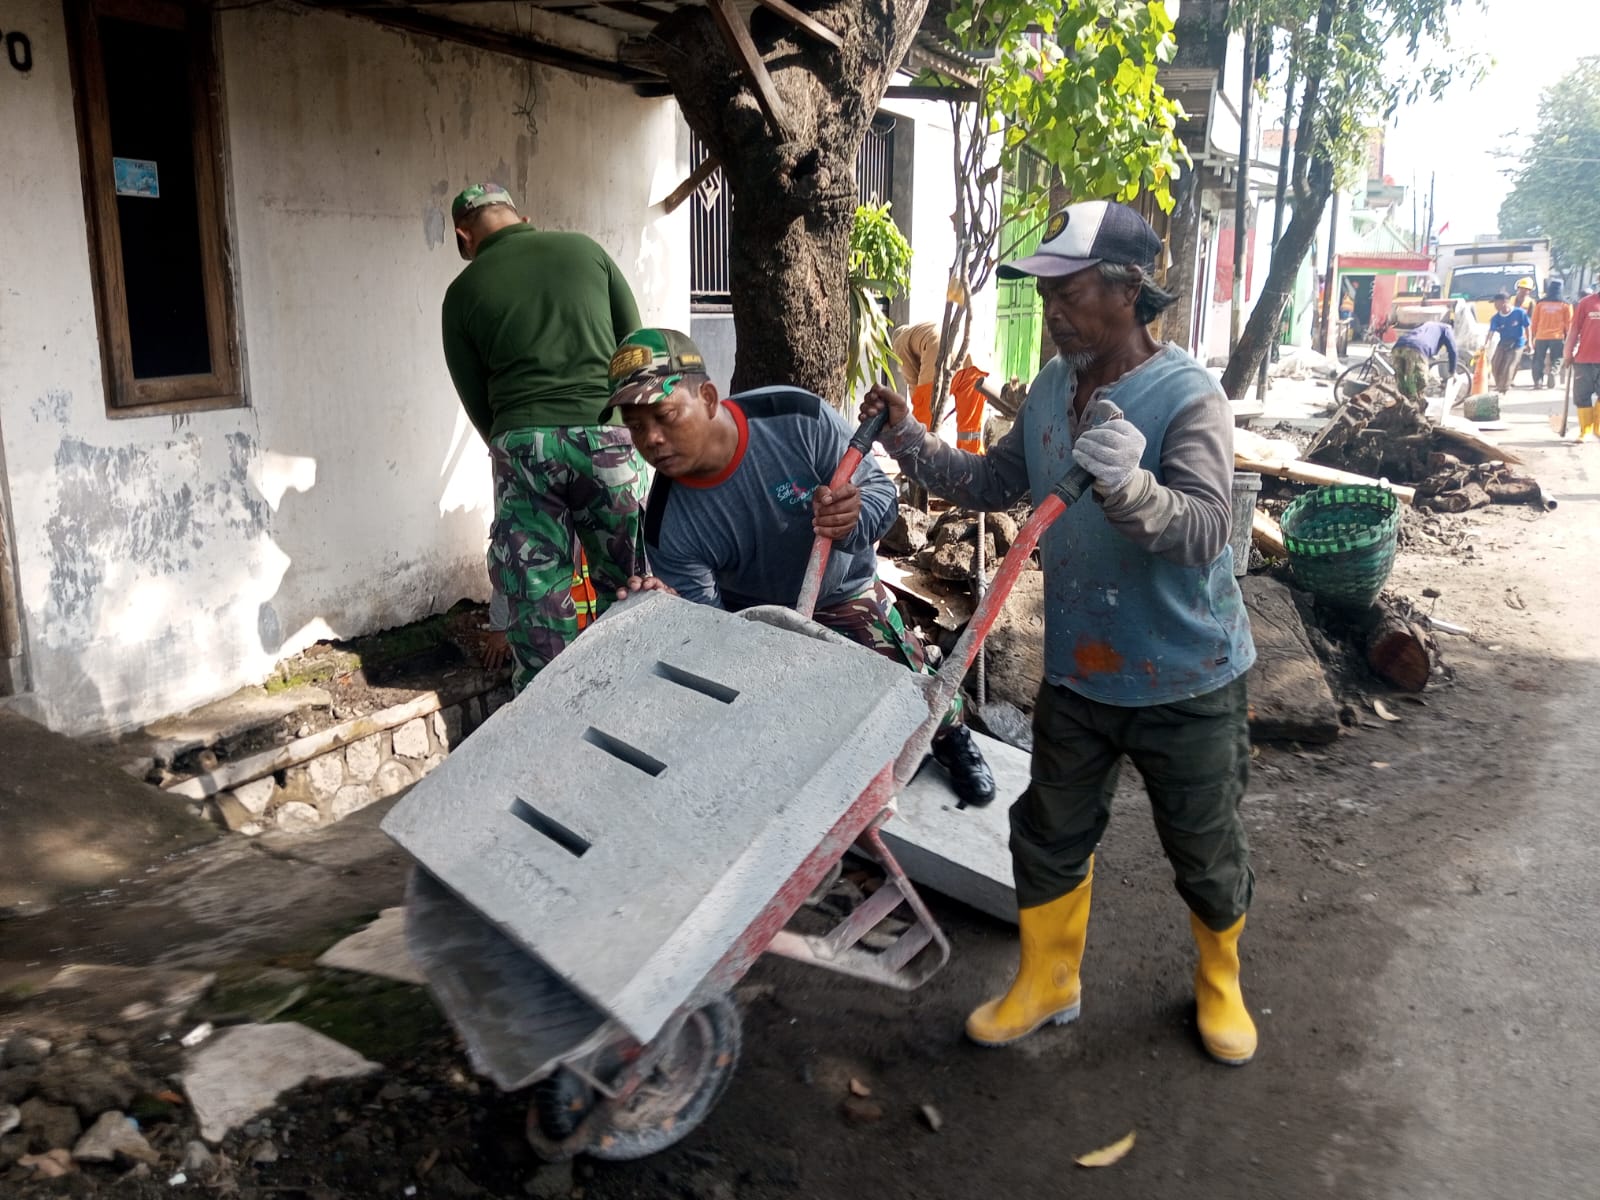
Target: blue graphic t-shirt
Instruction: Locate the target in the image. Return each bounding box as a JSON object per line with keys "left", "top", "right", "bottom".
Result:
{"left": 1489, "top": 307, "right": 1531, "bottom": 350}
{"left": 644, "top": 388, "right": 899, "bottom": 611}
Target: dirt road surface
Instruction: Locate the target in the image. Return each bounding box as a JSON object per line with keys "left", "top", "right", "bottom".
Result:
{"left": 580, "top": 386, "right": 1600, "bottom": 1200}
{"left": 2, "top": 387, "right": 1595, "bottom": 1200}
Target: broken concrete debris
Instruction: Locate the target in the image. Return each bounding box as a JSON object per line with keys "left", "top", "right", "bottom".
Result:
{"left": 71, "top": 1110, "right": 158, "bottom": 1165}
{"left": 183, "top": 1022, "right": 379, "bottom": 1143}
{"left": 315, "top": 906, "right": 427, "bottom": 986}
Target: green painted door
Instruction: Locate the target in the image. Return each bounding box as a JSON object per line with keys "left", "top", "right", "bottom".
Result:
{"left": 995, "top": 156, "right": 1047, "bottom": 386}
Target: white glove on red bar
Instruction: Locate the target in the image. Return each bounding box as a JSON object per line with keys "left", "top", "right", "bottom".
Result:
{"left": 1071, "top": 397, "right": 1146, "bottom": 494}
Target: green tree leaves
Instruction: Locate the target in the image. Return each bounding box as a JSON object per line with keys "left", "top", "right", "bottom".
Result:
{"left": 1498, "top": 56, "right": 1600, "bottom": 275}
{"left": 945, "top": 0, "right": 1187, "bottom": 225}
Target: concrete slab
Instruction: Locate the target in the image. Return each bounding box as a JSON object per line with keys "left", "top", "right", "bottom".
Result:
{"left": 882, "top": 730, "right": 1026, "bottom": 924}
{"left": 383, "top": 592, "right": 931, "bottom": 1043}
{"left": 0, "top": 710, "right": 216, "bottom": 914}
{"left": 315, "top": 907, "right": 425, "bottom": 986}
{"left": 182, "top": 1022, "right": 378, "bottom": 1143}
{"left": 132, "top": 685, "right": 334, "bottom": 764}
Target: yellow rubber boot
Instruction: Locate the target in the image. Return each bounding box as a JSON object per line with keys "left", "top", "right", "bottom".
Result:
{"left": 966, "top": 861, "right": 1092, "bottom": 1047}
{"left": 1579, "top": 405, "right": 1597, "bottom": 443}
{"left": 1190, "top": 913, "right": 1257, "bottom": 1066}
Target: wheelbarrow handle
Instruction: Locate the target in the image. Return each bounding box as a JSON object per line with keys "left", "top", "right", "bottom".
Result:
{"left": 794, "top": 409, "right": 891, "bottom": 619}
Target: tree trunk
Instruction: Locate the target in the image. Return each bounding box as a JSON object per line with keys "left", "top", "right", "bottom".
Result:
{"left": 635, "top": 0, "right": 928, "bottom": 404}
{"left": 1219, "top": 162, "right": 1331, "bottom": 399}
{"left": 1220, "top": 0, "right": 1340, "bottom": 400}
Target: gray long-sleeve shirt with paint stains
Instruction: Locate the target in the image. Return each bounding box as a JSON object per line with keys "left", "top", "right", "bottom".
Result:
{"left": 881, "top": 345, "right": 1253, "bottom": 705}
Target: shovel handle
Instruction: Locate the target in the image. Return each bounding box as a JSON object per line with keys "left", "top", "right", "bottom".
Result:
{"left": 795, "top": 409, "right": 891, "bottom": 619}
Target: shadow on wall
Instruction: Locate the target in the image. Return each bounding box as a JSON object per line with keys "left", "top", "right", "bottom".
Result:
{"left": 251, "top": 409, "right": 491, "bottom": 665}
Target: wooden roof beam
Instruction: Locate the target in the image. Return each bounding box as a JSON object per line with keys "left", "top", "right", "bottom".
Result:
{"left": 707, "top": 0, "right": 792, "bottom": 141}
{"left": 752, "top": 0, "right": 841, "bottom": 49}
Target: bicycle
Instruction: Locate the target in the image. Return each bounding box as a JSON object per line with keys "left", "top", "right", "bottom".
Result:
{"left": 1334, "top": 345, "right": 1470, "bottom": 401}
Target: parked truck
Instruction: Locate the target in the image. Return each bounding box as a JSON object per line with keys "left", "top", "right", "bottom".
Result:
{"left": 1440, "top": 236, "right": 1553, "bottom": 324}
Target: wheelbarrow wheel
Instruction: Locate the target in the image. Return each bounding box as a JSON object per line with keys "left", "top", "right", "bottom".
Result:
{"left": 526, "top": 994, "right": 742, "bottom": 1162}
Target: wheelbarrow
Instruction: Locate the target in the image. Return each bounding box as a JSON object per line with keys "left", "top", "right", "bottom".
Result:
{"left": 381, "top": 411, "right": 1096, "bottom": 1161}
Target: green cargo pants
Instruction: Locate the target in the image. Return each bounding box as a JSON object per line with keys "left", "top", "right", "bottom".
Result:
{"left": 1010, "top": 675, "right": 1253, "bottom": 930}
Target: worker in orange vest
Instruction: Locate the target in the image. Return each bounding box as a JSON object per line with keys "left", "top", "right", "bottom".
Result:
{"left": 1529, "top": 279, "right": 1572, "bottom": 389}
{"left": 890, "top": 323, "right": 988, "bottom": 453}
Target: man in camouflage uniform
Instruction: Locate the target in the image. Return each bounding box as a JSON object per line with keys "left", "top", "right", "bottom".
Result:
{"left": 606, "top": 328, "right": 994, "bottom": 809}
{"left": 441, "top": 184, "right": 648, "bottom": 690}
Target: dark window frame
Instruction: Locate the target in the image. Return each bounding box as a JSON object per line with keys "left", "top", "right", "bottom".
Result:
{"left": 66, "top": 0, "right": 242, "bottom": 417}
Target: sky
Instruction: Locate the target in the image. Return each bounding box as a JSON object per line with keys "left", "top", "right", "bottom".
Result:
{"left": 1384, "top": 0, "right": 1600, "bottom": 242}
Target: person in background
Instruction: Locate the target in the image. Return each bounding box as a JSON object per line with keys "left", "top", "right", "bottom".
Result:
{"left": 1563, "top": 281, "right": 1600, "bottom": 443}
{"left": 1529, "top": 280, "right": 1572, "bottom": 390}
{"left": 1487, "top": 292, "right": 1531, "bottom": 394}
{"left": 1391, "top": 320, "right": 1457, "bottom": 404}
{"left": 891, "top": 322, "right": 989, "bottom": 454}
{"left": 441, "top": 183, "right": 649, "bottom": 691}
{"left": 1514, "top": 276, "right": 1537, "bottom": 317}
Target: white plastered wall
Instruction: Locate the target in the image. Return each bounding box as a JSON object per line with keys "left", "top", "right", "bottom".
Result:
{"left": 880, "top": 97, "right": 1000, "bottom": 380}
{"left": 0, "top": 0, "right": 688, "bottom": 735}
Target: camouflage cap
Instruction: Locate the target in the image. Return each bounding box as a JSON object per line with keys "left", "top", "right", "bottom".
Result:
{"left": 606, "top": 328, "right": 707, "bottom": 413}
{"left": 451, "top": 183, "right": 517, "bottom": 223}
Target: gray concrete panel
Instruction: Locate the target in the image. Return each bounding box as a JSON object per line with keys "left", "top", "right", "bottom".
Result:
{"left": 382, "top": 592, "right": 929, "bottom": 1043}
{"left": 882, "top": 730, "right": 1029, "bottom": 924}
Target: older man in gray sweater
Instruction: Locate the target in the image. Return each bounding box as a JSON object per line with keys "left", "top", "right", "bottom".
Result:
{"left": 862, "top": 200, "right": 1259, "bottom": 1066}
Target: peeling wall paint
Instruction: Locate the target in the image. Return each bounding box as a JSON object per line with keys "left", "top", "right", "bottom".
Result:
{"left": 0, "top": 0, "right": 689, "bottom": 734}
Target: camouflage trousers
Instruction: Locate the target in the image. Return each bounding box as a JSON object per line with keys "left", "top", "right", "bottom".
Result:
{"left": 1392, "top": 345, "right": 1430, "bottom": 402}
{"left": 489, "top": 425, "right": 649, "bottom": 692}
{"left": 813, "top": 579, "right": 964, "bottom": 726}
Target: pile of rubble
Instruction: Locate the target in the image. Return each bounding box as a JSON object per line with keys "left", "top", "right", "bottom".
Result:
{"left": 1302, "top": 384, "right": 1549, "bottom": 512}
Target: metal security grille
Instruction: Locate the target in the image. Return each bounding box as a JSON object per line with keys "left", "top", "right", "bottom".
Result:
{"left": 691, "top": 121, "right": 895, "bottom": 306}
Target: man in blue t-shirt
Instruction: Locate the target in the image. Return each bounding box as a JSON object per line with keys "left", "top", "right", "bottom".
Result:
{"left": 1488, "top": 291, "right": 1531, "bottom": 393}
{"left": 603, "top": 327, "right": 995, "bottom": 810}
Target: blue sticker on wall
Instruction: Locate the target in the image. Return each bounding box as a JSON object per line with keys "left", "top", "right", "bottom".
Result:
{"left": 113, "top": 158, "right": 160, "bottom": 199}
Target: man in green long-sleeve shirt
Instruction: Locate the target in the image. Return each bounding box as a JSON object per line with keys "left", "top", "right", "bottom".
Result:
{"left": 442, "top": 183, "right": 649, "bottom": 690}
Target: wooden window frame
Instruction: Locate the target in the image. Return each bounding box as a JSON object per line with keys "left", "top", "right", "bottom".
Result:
{"left": 66, "top": 0, "right": 243, "bottom": 418}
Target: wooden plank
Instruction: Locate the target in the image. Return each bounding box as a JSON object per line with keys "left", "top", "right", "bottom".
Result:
{"left": 1234, "top": 453, "right": 1418, "bottom": 505}
{"left": 317, "top": 4, "right": 645, "bottom": 84}
{"left": 165, "top": 691, "right": 450, "bottom": 801}
{"left": 751, "top": 0, "right": 842, "bottom": 48}
{"left": 1251, "top": 509, "right": 1286, "bottom": 557}
{"left": 661, "top": 154, "right": 720, "bottom": 214}
{"left": 706, "top": 0, "right": 791, "bottom": 140}
{"left": 884, "top": 84, "right": 980, "bottom": 102}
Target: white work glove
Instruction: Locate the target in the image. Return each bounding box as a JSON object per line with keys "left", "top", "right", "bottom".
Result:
{"left": 1071, "top": 398, "right": 1146, "bottom": 494}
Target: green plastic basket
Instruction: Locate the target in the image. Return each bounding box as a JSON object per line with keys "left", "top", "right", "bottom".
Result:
{"left": 1280, "top": 484, "right": 1401, "bottom": 609}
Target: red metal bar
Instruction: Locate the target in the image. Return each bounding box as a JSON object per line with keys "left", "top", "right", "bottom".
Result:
{"left": 893, "top": 464, "right": 1095, "bottom": 782}
{"left": 795, "top": 411, "right": 890, "bottom": 620}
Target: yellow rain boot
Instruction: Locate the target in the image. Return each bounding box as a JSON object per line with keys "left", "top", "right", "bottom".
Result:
{"left": 1578, "top": 405, "right": 1597, "bottom": 443}
{"left": 1190, "top": 913, "right": 1257, "bottom": 1065}
{"left": 966, "top": 861, "right": 1092, "bottom": 1047}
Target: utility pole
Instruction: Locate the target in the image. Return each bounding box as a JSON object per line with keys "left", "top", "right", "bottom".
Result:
{"left": 1425, "top": 170, "right": 1436, "bottom": 248}
{"left": 1230, "top": 20, "right": 1256, "bottom": 353}
{"left": 1319, "top": 190, "right": 1341, "bottom": 356}
{"left": 1257, "top": 37, "right": 1298, "bottom": 401}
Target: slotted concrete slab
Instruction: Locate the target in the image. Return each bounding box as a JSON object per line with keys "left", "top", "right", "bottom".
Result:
{"left": 315, "top": 907, "right": 425, "bottom": 986}
{"left": 882, "top": 730, "right": 1030, "bottom": 924}
{"left": 383, "top": 592, "right": 930, "bottom": 1043}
